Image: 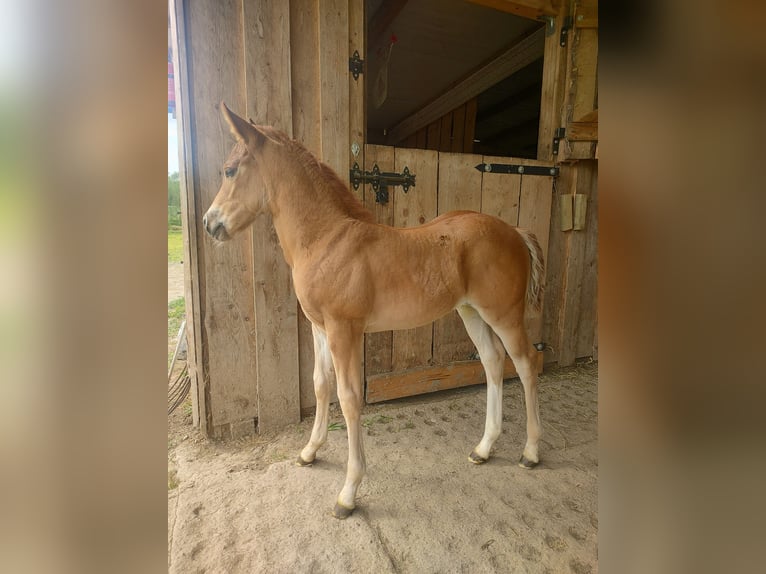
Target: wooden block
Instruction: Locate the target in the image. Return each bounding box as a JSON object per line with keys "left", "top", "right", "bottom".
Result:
{"left": 480, "top": 154, "right": 522, "bottom": 226}
{"left": 366, "top": 352, "right": 544, "bottom": 403}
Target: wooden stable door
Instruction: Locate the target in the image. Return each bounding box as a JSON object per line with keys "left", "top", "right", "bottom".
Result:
{"left": 361, "top": 145, "right": 553, "bottom": 403}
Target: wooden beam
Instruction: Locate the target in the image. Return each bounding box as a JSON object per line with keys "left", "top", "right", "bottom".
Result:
{"left": 386, "top": 27, "right": 545, "bottom": 145}
{"left": 366, "top": 353, "right": 544, "bottom": 403}
{"left": 567, "top": 120, "right": 598, "bottom": 141}
{"left": 467, "top": 0, "right": 560, "bottom": 20}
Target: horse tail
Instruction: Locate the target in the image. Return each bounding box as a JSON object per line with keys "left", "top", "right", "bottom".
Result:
{"left": 516, "top": 228, "right": 545, "bottom": 312}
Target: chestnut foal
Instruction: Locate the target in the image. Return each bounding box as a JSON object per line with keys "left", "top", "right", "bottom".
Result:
{"left": 204, "top": 103, "right": 545, "bottom": 519}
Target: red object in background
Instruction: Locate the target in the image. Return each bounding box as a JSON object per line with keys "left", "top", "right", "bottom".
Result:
{"left": 168, "top": 59, "right": 175, "bottom": 115}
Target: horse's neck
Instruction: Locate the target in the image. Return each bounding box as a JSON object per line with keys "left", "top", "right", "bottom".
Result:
{"left": 267, "top": 156, "right": 359, "bottom": 267}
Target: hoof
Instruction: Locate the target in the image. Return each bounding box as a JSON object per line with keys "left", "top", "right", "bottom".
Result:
{"left": 295, "top": 455, "right": 314, "bottom": 467}
{"left": 518, "top": 455, "right": 539, "bottom": 469}
{"left": 332, "top": 503, "right": 355, "bottom": 520}
{"left": 469, "top": 451, "right": 488, "bottom": 465}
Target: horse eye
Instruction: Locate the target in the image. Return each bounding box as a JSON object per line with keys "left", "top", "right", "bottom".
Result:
{"left": 224, "top": 166, "right": 237, "bottom": 178}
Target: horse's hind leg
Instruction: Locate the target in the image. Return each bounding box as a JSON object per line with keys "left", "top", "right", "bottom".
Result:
{"left": 297, "top": 324, "right": 333, "bottom": 466}
{"left": 457, "top": 305, "right": 507, "bottom": 464}
{"left": 491, "top": 308, "right": 543, "bottom": 469}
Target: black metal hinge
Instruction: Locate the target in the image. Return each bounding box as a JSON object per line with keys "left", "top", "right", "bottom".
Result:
{"left": 552, "top": 127, "right": 566, "bottom": 156}
{"left": 560, "top": 16, "right": 572, "bottom": 47}
{"left": 349, "top": 51, "right": 364, "bottom": 81}
{"left": 350, "top": 163, "right": 416, "bottom": 204}
{"left": 475, "top": 163, "right": 559, "bottom": 177}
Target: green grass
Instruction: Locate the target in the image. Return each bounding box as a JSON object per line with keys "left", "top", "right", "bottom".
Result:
{"left": 168, "top": 297, "right": 185, "bottom": 344}
{"left": 168, "top": 229, "right": 183, "bottom": 263}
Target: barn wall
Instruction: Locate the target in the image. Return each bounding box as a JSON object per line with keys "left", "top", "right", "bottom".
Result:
{"left": 173, "top": 0, "right": 364, "bottom": 436}
{"left": 173, "top": 0, "right": 597, "bottom": 437}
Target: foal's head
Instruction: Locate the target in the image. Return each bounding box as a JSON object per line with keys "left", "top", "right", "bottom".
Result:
{"left": 203, "top": 102, "right": 281, "bottom": 241}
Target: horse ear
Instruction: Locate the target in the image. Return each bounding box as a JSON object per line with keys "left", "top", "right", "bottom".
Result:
{"left": 220, "top": 102, "right": 280, "bottom": 151}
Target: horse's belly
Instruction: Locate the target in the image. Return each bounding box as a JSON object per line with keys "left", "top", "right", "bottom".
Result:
{"left": 365, "top": 291, "right": 458, "bottom": 332}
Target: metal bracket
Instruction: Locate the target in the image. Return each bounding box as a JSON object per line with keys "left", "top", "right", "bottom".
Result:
{"left": 559, "top": 16, "right": 572, "bottom": 47}
{"left": 350, "top": 162, "right": 416, "bottom": 204}
{"left": 349, "top": 50, "right": 364, "bottom": 81}
{"left": 552, "top": 127, "right": 566, "bottom": 156}
{"left": 475, "top": 163, "right": 559, "bottom": 177}
{"left": 539, "top": 15, "right": 556, "bottom": 37}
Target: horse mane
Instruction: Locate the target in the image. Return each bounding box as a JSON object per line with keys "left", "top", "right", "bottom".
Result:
{"left": 261, "top": 126, "right": 375, "bottom": 223}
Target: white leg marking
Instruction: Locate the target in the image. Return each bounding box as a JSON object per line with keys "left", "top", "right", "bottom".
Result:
{"left": 458, "top": 306, "right": 506, "bottom": 461}
{"left": 299, "top": 324, "right": 334, "bottom": 464}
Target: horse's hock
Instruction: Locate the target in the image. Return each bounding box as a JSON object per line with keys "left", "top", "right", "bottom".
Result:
{"left": 170, "top": 0, "right": 597, "bottom": 438}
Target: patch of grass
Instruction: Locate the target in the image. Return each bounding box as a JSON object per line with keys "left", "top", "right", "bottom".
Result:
{"left": 168, "top": 229, "right": 183, "bottom": 263}
{"left": 362, "top": 414, "right": 393, "bottom": 428}
{"left": 328, "top": 421, "right": 346, "bottom": 431}
{"left": 168, "top": 297, "right": 185, "bottom": 351}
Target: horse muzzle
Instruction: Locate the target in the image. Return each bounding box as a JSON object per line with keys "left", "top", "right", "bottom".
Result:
{"left": 203, "top": 209, "right": 229, "bottom": 241}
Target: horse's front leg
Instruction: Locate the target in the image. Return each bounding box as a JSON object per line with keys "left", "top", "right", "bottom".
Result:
{"left": 325, "top": 321, "right": 365, "bottom": 519}
{"left": 297, "top": 323, "right": 334, "bottom": 466}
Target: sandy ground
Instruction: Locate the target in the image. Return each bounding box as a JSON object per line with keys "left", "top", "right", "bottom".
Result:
{"left": 167, "top": 360, "right": 598, "bottom": 573}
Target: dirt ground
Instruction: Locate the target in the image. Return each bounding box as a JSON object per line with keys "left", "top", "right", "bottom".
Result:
{"left": 167, "top": 357, "right": 598, "bottom": 573}
{"left": 168, "top": 262, "right": 184, "bottom": 302}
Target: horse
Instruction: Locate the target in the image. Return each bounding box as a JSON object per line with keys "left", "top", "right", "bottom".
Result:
{"left": 203, "top": 102, "right": 545, "bottom": 519}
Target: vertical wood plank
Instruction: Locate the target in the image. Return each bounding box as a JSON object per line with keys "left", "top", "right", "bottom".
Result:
{"left": 439, "top": 112, "right": 453, "bottom": 151}
{"left": 290, "top": 0, "right": 323, "bottom": 411}
{"left": 416, "top": 127, "right": 427, "bottom": 149}
{"left": 403, "top": 133, "right": 417, "bottom": 148}
{"left": 541, "top": 163, "right": 575, "bottom": 364}
{"left": 576, "top": 160, "right": 598, "bottom": 359}
{"left": 319, "top": 0, "right": 350, "bottom": 178}
{"left": 348, "top": 0, "right": 365, "bottom": 203}
{"left": 451, "top": 104, "right": 466, "bottom": 153}
{"left": 517, "top": 160, "right": 554, "bottom": 344}
{"left": 170, "top": 0, "right": 205, "bottom": 430}
{"left": 433, "top": 152, "right": 483, "bottom": 365}
{"left": 558, "top": 161, "right": 594, "bottom": 364}
{"left": 537, "top": 0, "right": 569, "bottom": 161}
{"left": 426, "top": 120, "right": 441, "bottom": 150}
{"left": 186, "top": 0, "right": 257, "bottom": 438}
{"left": 391, "top": 148, "right": 438, "bottom": 371}
{"left": 480, "top": 154, "right": 522, "bottom": 226}
{"left": 243, "top": 0, "right": 300, "bottom": 432}
{"left": 462, "top": 98, "right": 477, "bottom": 153}
{"left": 363, "top": 145, "right": 395, "bottom": 377}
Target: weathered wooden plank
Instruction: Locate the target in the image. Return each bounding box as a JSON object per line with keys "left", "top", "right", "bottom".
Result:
{"left": 576, "top": 160, "right": 598, "bottom": 359}
{"left": 567, "top": 120, "right": 598, "bottom": 141}
{"left": 243, "top": 0, "right": 300, "bottom": 433}
{"left": 433, "top": 152, "right": 483, "bottom": 365}
{"left": 170, "top": 0, "right": 205, "bottom": 430}
{"left": 557, "top": 160, "right": 594, "bottom": 365}
{"left": 386, "top": 28, "right": 545, "bottom": 144}
{"left": 541, "top": 163, "right": 575, "bottom": 364}
{"left": 426, "top": 120, "right": 441, "bottom": 151}
{"left": 367, "top": 353, "right": 544, "bottom": 403}
{"left": 348, "top": 0, "right": 365, "bottom": 203}
{"left": 574, "top": 0, "right": 598, "bottom": 28}
{"left": 186, "top": 0, "right": 257, "bottom": 438}
{"left": 463, "top": 98, "right": 478, "bottom": 153}
{"left": 451, "top": 104, "right": 466, "bottom": 153}
{"left": 537, "top": 0, "right": 569, "bottom": 161}
{"left": 363, "top": 145, "right": 395, "bottom": 377}
{"left": 480, "top": 153, "right": 522, "bottom": 226}
{"left": 439, "top": 112, "right": 453, "bottom": 151}
{"left": 290, "top": 0, "right": 323, "bottom": 412}
{"left": 416, "top": 127, "right": 427, "bottom": 149}
{"left": 517, "top": 159, "right": 554, "bottom": 344}
{"left": 319, "top": 0, "right": 350, "bottom": 178}
{"left": 391, "top": 148, "right": 438, "bottom": 372}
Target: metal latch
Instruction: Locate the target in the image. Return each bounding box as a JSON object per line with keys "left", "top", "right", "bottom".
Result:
{"left": 475, "top": 163, "right": 559, "bottom": 177}
{"left": 349, "top": 51, "right": 364, "bottom": 81}
{"left": 559, "top": 16, "right": 572, "bottom": 47}
{"left": 350, "top": 162, "right": 416, "bottom": 205}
